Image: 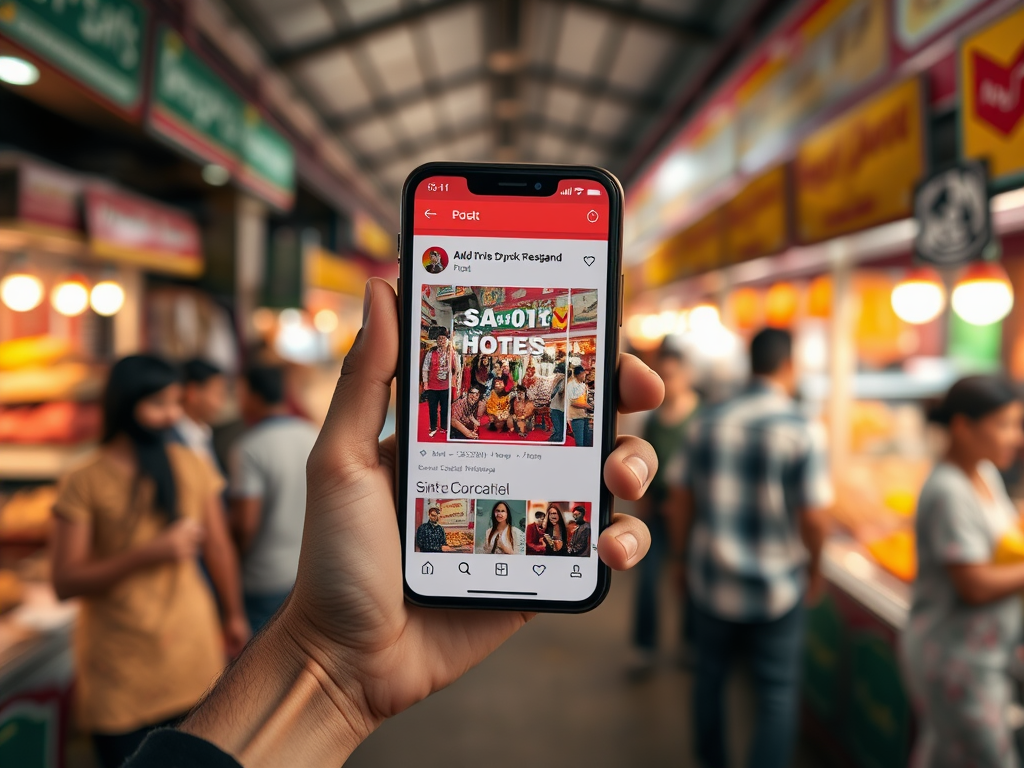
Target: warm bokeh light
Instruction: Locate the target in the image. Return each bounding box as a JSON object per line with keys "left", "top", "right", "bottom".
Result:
{"left": 52, "top": 279, "right": 90, "bottom": 317}
{"left": 0, "top": 56, "right": 40, "bottom": 86}
{"left": 0, "top": 273, "right": 44, "bottom": 312}
{"left": 808, "top": 276, "right": 832, "bottom": 318}
{"left": 730, "top": 287, "right": 761, "bottom": 330}
{"left": 688, "top": 304, "right": 721, "bottom": 333}
{"left": 252, "top": 308, "right": 276, "bottom": 334}
{"left": 952, "top": 261, "right": 1014, "bottom": 326}
{"left": 89, "top": 280, "right": 126, "bottom": 316}
{"left": 765, "top": 282, "right": 800, "bottom": 327}
{"left": 891, "top": 268, "right": 945, "bottom": 325}
{"left": 313, "top": 308, "right": 339, "bottom": 333}
{"left": 279, "top": 308, "right": 302, "bottom": 327}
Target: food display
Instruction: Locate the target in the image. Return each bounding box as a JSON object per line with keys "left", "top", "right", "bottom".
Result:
{"left": 0, "top": 486, "right": 57, "bottom": 542}
{"left": 445, "top": 530, "right": 474, "bottom": 552}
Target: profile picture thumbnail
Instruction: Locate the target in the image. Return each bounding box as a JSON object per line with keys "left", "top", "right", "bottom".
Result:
{"left": 422, "top": 246, "right": 448, "bottom": 274}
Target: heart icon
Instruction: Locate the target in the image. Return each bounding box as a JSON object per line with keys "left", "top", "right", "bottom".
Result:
{"left": 532, "top": 564, "right": 546, "bottom": 576}
{"left": 584, "top": 255, "right": 595, "bottom": 266}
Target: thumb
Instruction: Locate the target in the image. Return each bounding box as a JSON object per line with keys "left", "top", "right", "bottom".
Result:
{"left": 311, "top": 278, "right": 398, "bottom": 475}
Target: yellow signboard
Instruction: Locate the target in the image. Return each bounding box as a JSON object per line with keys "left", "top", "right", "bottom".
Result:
{"left": 795, "top": 78, "right": 925, "bottom": 244}
{"left": 724, "top": 166, "right": 789, "bottom": 264}
{"left": 306, "top": 248, "right": 368, "bottom": 296}
{"left": 643, "top": 209, "right": 724, "bottom": 287}
{"left": 961, "top": 6, "right": 1024, "bottom": 186}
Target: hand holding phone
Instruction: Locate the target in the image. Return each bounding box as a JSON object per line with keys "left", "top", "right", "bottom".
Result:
{"left": 398, "top": 164, "right": 634, "bottom": 611}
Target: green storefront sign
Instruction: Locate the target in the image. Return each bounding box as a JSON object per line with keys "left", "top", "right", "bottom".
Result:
{"left": 0, "top": 0, "right": 146, "bottom": 113}
{"left": 149, "top": 26, "right": 295, "bottom": 210}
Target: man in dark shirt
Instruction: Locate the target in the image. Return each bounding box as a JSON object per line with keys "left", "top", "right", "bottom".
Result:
{"left": 567, "top": 505, "right": 591, "bottom": 556}
{"left": 415, "top": 507, "right": 449, "bottom": 552}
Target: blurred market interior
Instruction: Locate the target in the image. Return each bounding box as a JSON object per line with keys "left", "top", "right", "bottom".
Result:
{"left": 3, "top": 0, "right": 1024, "bottom": 766}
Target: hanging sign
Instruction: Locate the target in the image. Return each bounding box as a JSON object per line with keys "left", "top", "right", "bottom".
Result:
{"left": 960, "top": 6, "right": 1024, "bottom": 187}
{"left": 794, "top": 78, "right": 925, "bottom": 244}
{"left": 148, "top": 26, "right": 295, "bottom": 210}
{"left": 724, "top": 166, "right": 790, "bottom": 264}
{"left": 0, "top": 0, "right": 147, "bottom": 116}
{"left": 914, "top": 161, "right": 990, "bottom": 267}
{"left": 84, "top": 185, "right": 203, "bottom": 276}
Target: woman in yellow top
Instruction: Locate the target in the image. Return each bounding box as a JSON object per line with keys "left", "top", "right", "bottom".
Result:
{"left": 51, "top": 355, "right": 250, "bottom": 768}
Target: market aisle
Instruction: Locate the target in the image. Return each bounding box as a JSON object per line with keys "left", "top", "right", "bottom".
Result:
{"left": 346, "top": 567, "right": 820, "bottom": 768}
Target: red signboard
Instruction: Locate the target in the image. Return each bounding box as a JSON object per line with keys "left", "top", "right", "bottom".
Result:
{"left": 84, "top": 186, "right": 203, "bottom": 276}
{"left": 15, "top": 160, "right": 83, "bottom": 231}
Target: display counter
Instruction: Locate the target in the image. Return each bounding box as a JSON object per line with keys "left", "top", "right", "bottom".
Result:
{"left": 0, "top": 581, "right": 77, "bottom": 768}
{"left": 803, "top": 536, "right": 913, "bottom": 768}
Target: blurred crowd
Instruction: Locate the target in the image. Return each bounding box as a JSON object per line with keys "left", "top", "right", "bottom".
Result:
{"left": 50, "top": 355, "right": 317, "bottom": 768}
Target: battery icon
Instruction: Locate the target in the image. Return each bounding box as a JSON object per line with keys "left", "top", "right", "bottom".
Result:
{"left": 587, "top": 189, "right": 601, "bottom": 196}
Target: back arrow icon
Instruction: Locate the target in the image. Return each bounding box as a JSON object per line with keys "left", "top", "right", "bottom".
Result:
{"left": 424, "top": 209, "right": 437, "bottom": 218}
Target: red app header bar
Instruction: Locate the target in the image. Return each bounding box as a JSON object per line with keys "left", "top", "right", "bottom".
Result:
{"left": 413, "top": 177, "right": 609, "bottom": 240}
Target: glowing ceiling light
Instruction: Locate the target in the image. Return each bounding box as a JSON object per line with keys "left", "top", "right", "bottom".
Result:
{"left": 0, "top": 56, "right": 40, "bottom": 86}
{"left": 89, "top": 280, "right": 125, "bottom": 316}
{"left": 0, "top": 273, "right": 44, "bottom": 312}
{"left": 51, "top": 278, "right": 90, "bottom": 317}
{"left": 951, "top": 261, "right": 1014, "bottom": 326}
{"left": 202, "top": 164, "right": 230, "bottom": 186}
{"left": 891, "top": 267, "right": 946, "bottom": 325}
{"left": 313, "top": 308, "right": 339, "bottom": 333}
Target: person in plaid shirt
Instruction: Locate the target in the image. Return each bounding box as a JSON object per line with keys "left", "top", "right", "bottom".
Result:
{"left": 670, "top": 328, "right": 831, "bottom": 768}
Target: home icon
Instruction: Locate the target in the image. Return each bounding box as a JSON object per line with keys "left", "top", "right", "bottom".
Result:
{"left": 421, "top": 562, "right": 434, "bottom": 575}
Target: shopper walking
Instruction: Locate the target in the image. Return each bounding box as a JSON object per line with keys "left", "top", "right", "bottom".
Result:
{"left": 229, "top": 365, "right": 319, "bottom": 632}
{"left": 631, "top": 345, "right": 698, "bottom": 671}
{"left": 901, "top": 376, "right": 1024, "bottom": 768}
{"left": 174, "top": 359, "right": 228, "bottom": 475}
{"left": 50, "top": 355, "right": 249, "bottom": 768}
{"left": 671, "top": 328, "right": 831, "bottom": 768}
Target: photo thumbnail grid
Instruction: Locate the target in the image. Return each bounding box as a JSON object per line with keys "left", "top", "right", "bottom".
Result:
{"left": 419, "top": 284, "right": 598, "bottom": 446}
{"left": 413, "top": 498, "right": 594, "bottom": 557}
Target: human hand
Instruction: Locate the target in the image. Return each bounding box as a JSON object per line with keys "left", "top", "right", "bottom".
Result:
{"left": 150, "top": 518, "right": 204, "bottom": 562}
{"left": 222, "top": 612, "right": 251, "bottom": 659}
{"left": 275, "top": 279, "right": 664, "bottom": 750}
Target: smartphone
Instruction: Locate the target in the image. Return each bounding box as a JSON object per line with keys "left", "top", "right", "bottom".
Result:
{"left": 396, "top": 163, "right": 624, "bottom": 613}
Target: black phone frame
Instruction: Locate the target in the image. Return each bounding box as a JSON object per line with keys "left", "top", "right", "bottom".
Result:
{"left": 396, "top": 162, "right": 624, "bottom": 613}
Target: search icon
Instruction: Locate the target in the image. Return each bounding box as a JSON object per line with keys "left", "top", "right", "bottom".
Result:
{"left": 458, "top": 562, "right": 471, "bottom": 575}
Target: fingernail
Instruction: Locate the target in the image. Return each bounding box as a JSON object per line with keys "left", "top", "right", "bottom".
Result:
{"left": 617, "top": 532, "right": 638, "bottom": 560}
{"left": 624, "top": 455, "right": 649, "bottom": 489}
{"left": 362, "top": 281, "right": 372, "bottom": 325}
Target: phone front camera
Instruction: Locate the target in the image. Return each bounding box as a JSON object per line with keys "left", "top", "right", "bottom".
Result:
{"left": 534, "top": 182, "right": 542, "bottom": 190}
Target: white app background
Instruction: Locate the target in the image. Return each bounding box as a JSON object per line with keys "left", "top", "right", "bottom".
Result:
{"left": 406, "top": 234, "right": 609, "bottom": 601}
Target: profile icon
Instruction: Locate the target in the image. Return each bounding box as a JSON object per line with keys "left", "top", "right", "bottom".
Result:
{"left": 422, "top": 247, "right": 448, "bottom": 274}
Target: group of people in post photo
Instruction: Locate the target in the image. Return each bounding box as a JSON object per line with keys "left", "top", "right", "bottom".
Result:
{"left": 418, "top": 284, "right": 598, "bottom": 446}
{"left": 413, "top": 498, "right": 593, "bottom": 557}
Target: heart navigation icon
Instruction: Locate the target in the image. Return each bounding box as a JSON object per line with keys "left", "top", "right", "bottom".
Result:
{"left": 583, "top": 255, "right": 595, "bottom": 266}
{"left": 532, "top": 564, "right": 546, "bottom": 576}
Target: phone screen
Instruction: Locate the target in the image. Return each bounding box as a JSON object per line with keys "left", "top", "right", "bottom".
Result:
{"left": 402, "top": 173, "right": 614, "bottom": 605}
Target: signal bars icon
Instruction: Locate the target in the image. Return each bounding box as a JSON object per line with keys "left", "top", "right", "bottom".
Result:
{"left": 559, "top": 188, "right": 572, "bottom": 196}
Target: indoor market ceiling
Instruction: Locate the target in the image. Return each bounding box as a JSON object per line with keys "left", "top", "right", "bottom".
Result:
{"left": 216, "top": 0, "right": 783, "bottom": 203}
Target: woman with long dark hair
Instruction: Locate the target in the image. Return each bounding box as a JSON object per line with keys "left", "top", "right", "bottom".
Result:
{"left": 901, "top": 375, "right": 1024, "bottom": 768}
{"left": 483, "top": 501, "right": 524, "bottom": 555}
{"left": 50, "top": 355, "right": 249, "bottom": 768}
{"left": 543, "top": 503, "right": 569, "bottom": 555}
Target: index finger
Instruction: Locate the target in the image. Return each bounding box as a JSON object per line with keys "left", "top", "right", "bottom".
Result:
{"left": 617, "top": 353, "right": 664, "bottom": 414}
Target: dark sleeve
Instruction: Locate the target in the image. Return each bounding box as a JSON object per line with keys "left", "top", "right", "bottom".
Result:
{"left": 124, "top": 729, "right": 242, "bottom": 768}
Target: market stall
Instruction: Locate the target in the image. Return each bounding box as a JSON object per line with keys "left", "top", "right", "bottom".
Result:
{"left": 622, "top": 1, "right": 1024, "bottom": 765}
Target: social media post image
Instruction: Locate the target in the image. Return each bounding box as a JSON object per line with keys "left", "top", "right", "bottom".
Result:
{"left": 413, "top": 498, "right": 475, "bottom": 554}
{"left": 415, "top": 497, "right": 595, "bottom": 559}
{"left": 418, "top": 283, "right": 599, "bottom": 446}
